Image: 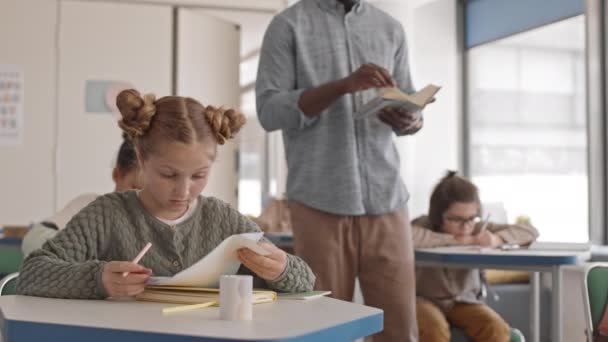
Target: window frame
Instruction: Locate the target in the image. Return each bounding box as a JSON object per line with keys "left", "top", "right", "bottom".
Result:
{"left": 461, "top": 0, "right": 606, "bottom": 243}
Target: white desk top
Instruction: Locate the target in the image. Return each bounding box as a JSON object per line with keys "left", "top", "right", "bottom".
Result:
{"left": 0, "top": 295, "right": 382, "bottom": 341}
{"left": 415, "top": 244, "right": 591, "bottom": 269}
{"left": 417, "top": 245, "right": 590, "bottom": 257}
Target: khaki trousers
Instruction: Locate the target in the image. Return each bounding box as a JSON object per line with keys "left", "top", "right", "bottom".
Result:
{"left": 416, "top": 297, "right": 510, "bottom": 342}
{"left": 289, "top": 201, "right": 418, "bottom": 342}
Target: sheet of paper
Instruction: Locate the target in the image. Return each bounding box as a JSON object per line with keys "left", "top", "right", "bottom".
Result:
{"left": 148, "top": 232, "right": 270, "bottom": 287}
{"left": 528, "top": 241, "right": 591, "bottom": 251}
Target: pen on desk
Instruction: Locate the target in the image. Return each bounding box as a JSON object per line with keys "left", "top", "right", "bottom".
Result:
{"left": 122, "top": 242, "right": 152, "bottom": 277}
{"left": 500, "top": 243, "right": 521, "bottom": 251}
{"left": 162, "top": 300, "right": 218, "bottom": 314}
{"left": 478, "top": 214, "right": 491, "bottom": 234}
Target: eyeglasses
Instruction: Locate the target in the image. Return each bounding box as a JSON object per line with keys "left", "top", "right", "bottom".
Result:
{"left": 443, "top": 214, "right": 481, "bottom": 227}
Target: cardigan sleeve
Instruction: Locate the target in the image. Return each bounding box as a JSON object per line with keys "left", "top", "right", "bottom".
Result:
{"left": 16, "top": 196, "right": 116, "bottom": 299}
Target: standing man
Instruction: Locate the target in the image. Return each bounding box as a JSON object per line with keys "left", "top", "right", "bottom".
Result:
{"left": 256, "top": 1, "right": 423, "bottom": 341}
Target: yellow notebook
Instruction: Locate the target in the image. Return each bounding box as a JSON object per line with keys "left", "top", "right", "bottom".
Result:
{"left": 136, "top": 285, "right": 277, "bottom": 306}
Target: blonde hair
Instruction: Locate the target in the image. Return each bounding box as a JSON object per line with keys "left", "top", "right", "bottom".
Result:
{"left": 116, "top": 89, "right": 245, "bottom": 158}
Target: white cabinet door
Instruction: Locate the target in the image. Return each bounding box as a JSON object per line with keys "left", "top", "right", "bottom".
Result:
{"left": 57, "top": 1, "right": 172, "bottom": 209}
{"left": 176, "top": 9, "right": 240, "bottom": 206}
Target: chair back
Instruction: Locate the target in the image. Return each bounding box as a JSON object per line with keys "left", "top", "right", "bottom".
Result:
{"left": 583, "top": 263, "right": 608, "bottom": 341}
{"left": 0, "top": 272, "right": 18, "bottom": 295}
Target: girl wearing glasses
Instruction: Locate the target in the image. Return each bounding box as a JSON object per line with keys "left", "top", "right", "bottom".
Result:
{"left": 412, "top": 171, "right": 538, "bottom": 342}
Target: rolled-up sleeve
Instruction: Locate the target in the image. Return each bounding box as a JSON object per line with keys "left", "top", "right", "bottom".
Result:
{"left": 393, "top": 25, "right": 415, "bottom": 99}
{"left": 256, "top": 16, "right": 318, "bottom": 132}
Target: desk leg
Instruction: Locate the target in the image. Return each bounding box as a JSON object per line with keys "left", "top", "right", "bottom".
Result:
{"left": 552, "top": 266, "right": 562, "bottom": 342}
{"left": 530, "top": 272, "right": 540, "bottom": 342}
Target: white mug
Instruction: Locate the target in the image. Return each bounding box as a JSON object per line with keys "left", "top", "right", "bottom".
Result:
{"left": 219, "top": 275, "right": 253, "bottom": 321}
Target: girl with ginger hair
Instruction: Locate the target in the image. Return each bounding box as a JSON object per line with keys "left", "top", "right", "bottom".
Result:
{"left": 17, "top": 90, "right": 315, "bottom": 299}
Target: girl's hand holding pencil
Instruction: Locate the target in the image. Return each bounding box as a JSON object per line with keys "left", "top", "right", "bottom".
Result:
{"left": 454, "top": 214, "right": 504, "bottom": 248}
{"left": 474, "top": 214, "right": 504, "bottom": 248}
{"left": 101, "top": 262, "right": 152, "bottom": 297}
{"left": 476, "top": 230, "right": 504, "bottom": 248}
{"left": 101, "top": 242, "right": 153, "bottom": 297}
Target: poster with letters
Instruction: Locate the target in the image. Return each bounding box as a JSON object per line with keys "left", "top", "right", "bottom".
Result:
{"left": 0, "top": 65, "right": 23, "bottom": 145}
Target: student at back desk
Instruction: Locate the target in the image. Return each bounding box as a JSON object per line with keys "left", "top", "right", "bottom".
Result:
{"left": 412, "top": 171, "right": 538, "bottom": 342}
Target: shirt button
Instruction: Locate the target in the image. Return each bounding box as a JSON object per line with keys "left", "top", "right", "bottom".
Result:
{"left": 173, "top": 260, "right": 180, "bottom": 267}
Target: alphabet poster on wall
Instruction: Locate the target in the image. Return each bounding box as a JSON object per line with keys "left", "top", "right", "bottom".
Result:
{"left": 0, "top": 65, "right": 23, "bottom": 145}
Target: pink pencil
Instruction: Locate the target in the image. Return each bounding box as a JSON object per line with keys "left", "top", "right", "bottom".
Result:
{"left": 122, "top": 242, "right": 152, "bottom": 277}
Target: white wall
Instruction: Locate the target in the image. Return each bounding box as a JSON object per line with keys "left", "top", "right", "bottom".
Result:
{"left": 177, "top": 9, "right": 241, "bottom": 206}
{"left": 0, "top": 0, "right": 255, "bottom": 225}
{"left": 56, "top": 1, "right": 173, "bottom": 208}
{"left": 369, "top": 0, "right": 462, "bottom": 218}
{"left": 79, "top": 0, "right": 283, "bottom": 11}
{"left": 402, "top": 0, "right": 463, "bottom": 218}
{"left": 202, "top": 10, "right": 274, "bottom": 58}
{"left": 0, "top": 0, "right": 463, "bottom": 225}
{"left": 0, "top": 0, "right": 58, "bottom": 225}
{"left": 200, "top": 9, "right": 288, "bottom": 206}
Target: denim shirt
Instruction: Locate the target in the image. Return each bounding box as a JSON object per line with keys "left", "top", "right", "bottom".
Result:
{"left": 256, "top": 0, "right": 420, "bottom": 215}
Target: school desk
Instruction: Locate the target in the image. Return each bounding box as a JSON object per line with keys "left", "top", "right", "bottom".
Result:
{"left": 0, "top": 294, "right": 382, "bottom": 341}
{"left": 415, "top": 243, "right": 591, "bottom": 342}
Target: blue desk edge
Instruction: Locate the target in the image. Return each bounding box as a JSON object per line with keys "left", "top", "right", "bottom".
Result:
{"left": 415, "top": 250, "right": 583, "bottom": 266}
{"left": 2, "top": 308, "right": 383, "bottom": 342}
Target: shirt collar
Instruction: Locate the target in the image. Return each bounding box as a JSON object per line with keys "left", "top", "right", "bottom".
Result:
{"left": 314, "top": 0, "right": 364, "bottom": 15}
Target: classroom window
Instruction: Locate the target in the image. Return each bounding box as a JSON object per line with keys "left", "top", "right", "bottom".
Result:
{"left": 467, "top": 15, "right": 587, "bottom": 242}
{"left": 236, "top": 13, "right": 284, "bottom": 217}
{"left": 238, "top": 89, "right": 264, "bottom": 216}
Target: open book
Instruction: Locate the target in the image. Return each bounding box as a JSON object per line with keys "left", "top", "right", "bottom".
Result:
{"left": 353, "top": 84, "right": 441, "bottom": 120}
{"left": 136, "top": 285, "right": 276, "bottom": 305}
{"left": 147, "top": 232, "right": 270, "bottom": 287}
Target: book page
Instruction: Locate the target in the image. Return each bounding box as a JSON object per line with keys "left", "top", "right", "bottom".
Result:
{"left": 407, "top": 84, "right": 441, "bottom": 107}
{"left": 380, "top": 84, "right": 440, "bottom": 107}
{"left": 138, "top": 290, "right": 276, "bottom": 305}
{"left": 380, "top": 87, "right": 415, "bottom": 103}
{"left": 528, "top": 241, "right": 591, "bottom": 251}
{"left": 147, "top": 232, "right": 269, "bottom": 287}
{"left": 353, "top": 84, "right": 440, "bottom": 120}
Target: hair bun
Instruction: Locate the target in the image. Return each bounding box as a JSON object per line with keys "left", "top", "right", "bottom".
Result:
{"left": 203, "top": 106, "right": 246, "bottom": 145}
{"left": 445, "top": 170, "right": 458, "bottom": 178}
{"left": 117, "top": 89, "right": 156, "bottom": 139}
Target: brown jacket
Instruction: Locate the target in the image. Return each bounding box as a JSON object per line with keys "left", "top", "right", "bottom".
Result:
{"left": 412, "top": 215, "right": 539, "bottom": 312}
